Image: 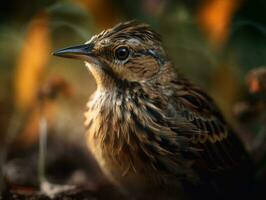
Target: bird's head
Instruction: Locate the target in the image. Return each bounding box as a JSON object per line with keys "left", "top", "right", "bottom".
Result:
{"left": 54, "top": 21, "right": 170, "bottom": 89}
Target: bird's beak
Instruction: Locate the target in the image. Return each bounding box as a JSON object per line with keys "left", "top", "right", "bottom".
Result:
{"left": 53, "top": 44, "right": 94, "bottom": 60}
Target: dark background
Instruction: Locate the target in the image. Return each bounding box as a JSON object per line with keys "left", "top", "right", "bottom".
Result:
{"left": 0, "top": 0, "right": 265, "bottom": 198}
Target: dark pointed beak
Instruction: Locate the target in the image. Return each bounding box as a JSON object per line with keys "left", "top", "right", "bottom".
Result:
{"left": 53, "top": 43, "right": 94, "bottom": 60}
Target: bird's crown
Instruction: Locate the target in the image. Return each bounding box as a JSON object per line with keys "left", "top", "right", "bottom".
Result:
{"left": 89, "top": 20, "right": 162, "bottom": 45}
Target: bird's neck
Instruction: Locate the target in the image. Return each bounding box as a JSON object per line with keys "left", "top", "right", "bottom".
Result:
{"left": 84, "top": 61, "right": 180, "bottom": 148}
{"left": 85, "top": 80, "right": 167, "bottom": 150}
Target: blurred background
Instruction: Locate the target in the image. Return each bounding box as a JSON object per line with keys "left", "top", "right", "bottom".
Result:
{"left": 0, "top": 0, "right": 266, "bottom": 199}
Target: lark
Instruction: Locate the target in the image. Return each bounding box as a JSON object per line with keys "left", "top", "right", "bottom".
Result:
{"left": 54, "top": 21, "right": 254, "bottom": 199}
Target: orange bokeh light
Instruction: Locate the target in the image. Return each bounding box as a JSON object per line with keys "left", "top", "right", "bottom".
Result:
{"left": 198, "top": 0, "right": 241, "bottom": 47}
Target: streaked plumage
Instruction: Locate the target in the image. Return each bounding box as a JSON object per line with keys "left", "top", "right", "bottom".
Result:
{"left": 54, "top": 21, "right": 254, "bottom": 199}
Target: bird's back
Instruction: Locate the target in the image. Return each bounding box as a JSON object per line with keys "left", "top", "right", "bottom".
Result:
{"left": 170, "top": 77, "right": 255, "bottom": 199}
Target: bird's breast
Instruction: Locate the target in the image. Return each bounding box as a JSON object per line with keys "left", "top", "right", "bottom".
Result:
{"left": 83, "top": 88, "right": 174, "bottom": 191}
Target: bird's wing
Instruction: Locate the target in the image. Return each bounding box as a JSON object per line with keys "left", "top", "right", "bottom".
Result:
{"left": 172, "top": 78, "right": 250, "bottom": 173}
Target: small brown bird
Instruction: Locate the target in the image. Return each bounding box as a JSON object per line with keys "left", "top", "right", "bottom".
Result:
{"left": 54, "top": 21, "right": 254, "bottom": 199}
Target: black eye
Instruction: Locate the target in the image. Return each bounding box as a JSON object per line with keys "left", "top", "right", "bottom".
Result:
{"left": 115, "top": 46, "right": 129, "bottom": 60}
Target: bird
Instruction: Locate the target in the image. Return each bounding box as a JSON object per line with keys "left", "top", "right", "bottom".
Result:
{"left": 53, "top": 21, "right": 255, "bottom": 199}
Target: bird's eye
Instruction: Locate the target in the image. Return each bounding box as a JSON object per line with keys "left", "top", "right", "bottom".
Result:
{"left": 115, "top": 46, "right": 129, "bottom": 61}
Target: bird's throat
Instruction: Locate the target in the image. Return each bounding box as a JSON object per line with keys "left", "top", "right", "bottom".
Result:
{"left": 85, "top": 61, "right": 117, "bottom": 89}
